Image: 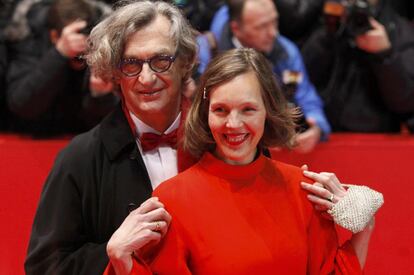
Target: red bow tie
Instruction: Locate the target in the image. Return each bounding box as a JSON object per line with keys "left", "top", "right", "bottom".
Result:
{"left": 139, "top": 129, "right": 178, "bottom": 152}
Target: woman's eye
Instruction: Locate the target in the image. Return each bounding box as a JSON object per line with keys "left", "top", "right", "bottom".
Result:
{"left": 243, "top": 107, "right": 256, "bottom": 112}
{"left": 213, "top": 107, "right": 224, "bottom": 113}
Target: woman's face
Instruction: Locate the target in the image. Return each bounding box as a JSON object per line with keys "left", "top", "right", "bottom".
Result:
{"left": 208, "top": 71, "right": 266, "bottom": 165}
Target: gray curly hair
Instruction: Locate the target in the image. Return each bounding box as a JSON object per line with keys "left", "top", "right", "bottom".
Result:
{"left": 86, "top": 0, "right": 198, "bottom": 82}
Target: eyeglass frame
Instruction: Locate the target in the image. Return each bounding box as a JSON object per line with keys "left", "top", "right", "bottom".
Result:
{"left": 118, "top": 54, "right": 177, "bottom": 77}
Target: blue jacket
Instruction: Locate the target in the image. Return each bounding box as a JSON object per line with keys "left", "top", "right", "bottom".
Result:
{"left": 198, "top": 5, "right": 331, "bottom": 138}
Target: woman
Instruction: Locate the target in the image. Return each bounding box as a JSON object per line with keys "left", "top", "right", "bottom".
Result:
{"left": 107, "top": 48, "right": 379, "bottom": 274}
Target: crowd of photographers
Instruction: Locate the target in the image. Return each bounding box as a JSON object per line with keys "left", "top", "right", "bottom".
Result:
{"left": 0, "top": 0, "right": 413, "bottom": 143}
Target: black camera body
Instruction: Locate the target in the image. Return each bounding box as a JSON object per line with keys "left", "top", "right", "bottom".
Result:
{"left": 324, "top": 0, "right": 373, "bottom": 36}
{"left": 346, "top": 0, "right": 373, "bottom": 36}
{"left": 79, "top": 23, "right": 94, "bottom": 35}
{"left": 78, "top": 14, "right": 101, "bottom": 35}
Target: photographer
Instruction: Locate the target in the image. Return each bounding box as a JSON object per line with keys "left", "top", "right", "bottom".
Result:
{"left": 302, "top": 0, "right": 414, "bottom": 133}
{"left": 4, "top": 0, "right": 118, "bottom": 136}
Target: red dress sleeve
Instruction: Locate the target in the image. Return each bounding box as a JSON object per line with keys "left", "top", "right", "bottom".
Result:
{"left": 307, "top": 210, "right": 362, "bottom": 275}
{"left": 103, "top": 255, "right": 152, "bottom": 275}
{"left": 149, "top": 217, "right": 192, "bottom": 274}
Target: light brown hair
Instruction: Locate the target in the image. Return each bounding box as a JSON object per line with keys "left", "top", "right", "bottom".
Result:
{"left": 184, "top": 48, "right": 298, "bottom": 157}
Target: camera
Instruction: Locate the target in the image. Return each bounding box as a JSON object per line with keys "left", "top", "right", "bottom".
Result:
{"left": 78, "top": 14, "right": 101, "bottom": 35}
{"left": 79, "top": 22, "right": 95, "bottom": 35}
{"left": 346, "top": 0, "right": 373, "bottom": 36}
{"left": 324, "top": 0, "right": 373, "bottom": 36}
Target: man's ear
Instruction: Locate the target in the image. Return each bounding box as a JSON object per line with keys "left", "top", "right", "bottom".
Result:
{"left": 181, "top": 56, "right": 197, "bottom": 81}
{"left": 49, "top": 29, "right": 59, "bottom": 44}
{"left": 230, "top": 20, "right": 242, "bottom": 38}
{"left": 113, "top": 72, "right": 121, "bottom": 84}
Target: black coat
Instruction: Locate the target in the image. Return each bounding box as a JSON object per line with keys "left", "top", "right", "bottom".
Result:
{"left": 302, "top": 3, "right": 414, "bottom": 132}
{"left": 0, "top": 39, "right": 8, "bottom": 130}
{"left": 5, "top": 0, "right": 118, "bottom": 136}
{"left": 25, "top": 105, "right": 154, "bottom": 274}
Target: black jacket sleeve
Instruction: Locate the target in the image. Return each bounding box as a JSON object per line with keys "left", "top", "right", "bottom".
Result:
{"left": 6, "top": 44, "right": 70, "bottom": 119}
{"left": 0, "top": 39, "right": 7, "bottom": 104}
{"left": 24, "top": 137, "right": 109, "bottom": 275}
{"left": 24, "top": 112, "right": 153, "bottom": 274}
{"left": 301, "top": 27, "right": 337, "bottom": 90}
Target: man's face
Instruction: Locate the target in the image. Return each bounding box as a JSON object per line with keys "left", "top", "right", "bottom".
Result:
{"left": 118, "top": 15, "right": 185, "bottom": 129}
{"left": 233, "top": 0, "right": 279, "bottom": 53}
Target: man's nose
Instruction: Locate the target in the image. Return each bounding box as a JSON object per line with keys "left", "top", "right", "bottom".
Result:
{"left": 138, "top": 63, "right": 156, "bottom": 87}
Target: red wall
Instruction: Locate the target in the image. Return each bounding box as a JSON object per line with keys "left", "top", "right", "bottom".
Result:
{"left": 1, "top": 133, "right": 413, "bottom": 274}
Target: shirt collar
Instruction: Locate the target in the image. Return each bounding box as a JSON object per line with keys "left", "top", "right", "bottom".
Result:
{"left": 231, "top": 36, "right": 285, "bottom": 61}
{"left": 231, "top": 36, "right": 244, "bottom": 49}
{"left": 129, "top": 111, "right": 182, "bottom": 137}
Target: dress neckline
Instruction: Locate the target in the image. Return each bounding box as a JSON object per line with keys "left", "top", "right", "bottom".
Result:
{"left": 198, "top": 152, "right": 266, "bottom": 180}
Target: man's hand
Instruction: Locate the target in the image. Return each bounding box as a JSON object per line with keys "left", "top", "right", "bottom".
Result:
{"left": 55, "top": 20, "right": 88, "bottom": 58}
{"left": 89, "top": 73, "right": 114, "bottom": 97}
{"left": 355, "top": 18, "right": 391, "bottom": 54}
{"left": 294, "top": 118, "right": 321, "bottom": 154}
{"left": 106, "top": 197, "right": 171, "bottom": 274}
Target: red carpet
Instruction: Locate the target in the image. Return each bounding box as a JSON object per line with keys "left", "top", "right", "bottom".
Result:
{"left": 0, "top": 133, "right": 413, "bottom": 274}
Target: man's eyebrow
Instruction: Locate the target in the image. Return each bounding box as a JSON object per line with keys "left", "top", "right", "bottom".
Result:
{"left": 123, "top": 49, "right": 175, "bottom": 59}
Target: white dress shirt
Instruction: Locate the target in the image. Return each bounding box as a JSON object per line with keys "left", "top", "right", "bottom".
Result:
{"left": 130, "top": 111, "right": 181, "bottom": 190}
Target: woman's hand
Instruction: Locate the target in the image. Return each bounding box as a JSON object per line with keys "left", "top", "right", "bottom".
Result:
{"left": 300, "top": 165, "right": 347, "bottom": 214}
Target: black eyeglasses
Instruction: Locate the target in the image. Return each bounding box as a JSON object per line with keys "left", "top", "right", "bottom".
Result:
{"left": 119, "top": 55, "right": 176, "bottom": 77}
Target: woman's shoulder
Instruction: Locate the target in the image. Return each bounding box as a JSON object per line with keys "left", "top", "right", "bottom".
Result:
{"left": 265, "top": 158, "right": 305, "bottom": 181}
{"left": 153, "top": 164, "right": 207, "bottom": 202}
{"left": 265, "top": 158, "right": 314, "bottom": 214}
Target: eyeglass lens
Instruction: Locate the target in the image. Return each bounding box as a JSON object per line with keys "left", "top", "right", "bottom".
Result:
{"left": 120, "top": 55, "right": 175, "bottom": 76}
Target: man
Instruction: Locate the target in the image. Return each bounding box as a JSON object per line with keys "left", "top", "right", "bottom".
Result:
{"left": 199, "top": 0, "right": 331, "bottom": 153}
{"left": 25, "top": 1, "right": 197, "bottom": 274}
{"left": 302, "top": 0, "right": 414, "bottom": 133}
{"left": 5, "top": 0, "right": 118, "bottom": 136}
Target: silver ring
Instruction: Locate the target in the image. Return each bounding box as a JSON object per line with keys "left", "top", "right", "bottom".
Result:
{"left": 327, "top": 193, "right": 334, "bottom": 202}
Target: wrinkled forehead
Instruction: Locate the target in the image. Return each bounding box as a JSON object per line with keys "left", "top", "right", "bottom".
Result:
{"left": 123, "top": 15, "right": 177, "bottom": 58}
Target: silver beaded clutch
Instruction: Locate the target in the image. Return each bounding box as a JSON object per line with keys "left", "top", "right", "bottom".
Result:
{"left": 327, "top": 185, "right": 384, "bottom": 233}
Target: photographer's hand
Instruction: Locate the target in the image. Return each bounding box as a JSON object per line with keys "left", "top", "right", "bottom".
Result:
{"left": 355, "top": 18, "right": 391, "bottom": 54}
{"left": 55, "top": 20, "right": 88, "bottom": 58}
{"left": 89, "top": 73, "right": 114, "bottom": 97}
{"left": 294, "top": 118, "right": 321, "bottom": 154}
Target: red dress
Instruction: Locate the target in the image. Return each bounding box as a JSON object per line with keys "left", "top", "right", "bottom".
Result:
{"left": 106, "top": 153, "right": 361, "bottom": 274}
